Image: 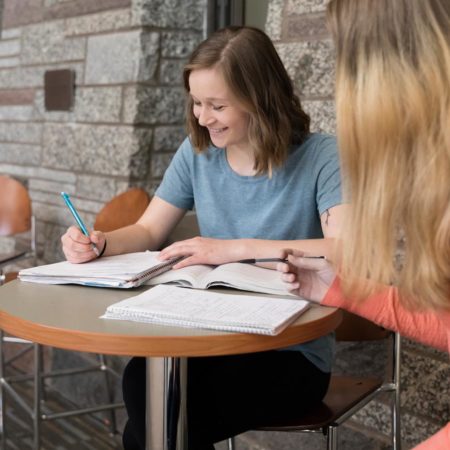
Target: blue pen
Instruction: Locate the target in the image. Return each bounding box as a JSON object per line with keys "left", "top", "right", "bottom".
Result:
{"left": 61, "top": 192, "right": 99, "bottom": 256}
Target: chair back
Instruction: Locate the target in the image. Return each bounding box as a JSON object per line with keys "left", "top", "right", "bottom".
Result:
{"left": 94, "top": 188, "right": 150, "bottom": 232}
{"left": 0, "top": 176, "right": 32, "bottom": 236}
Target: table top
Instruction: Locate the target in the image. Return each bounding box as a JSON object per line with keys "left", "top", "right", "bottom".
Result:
{"left": 0, "top": 280, "right": 342, "bottom": 357}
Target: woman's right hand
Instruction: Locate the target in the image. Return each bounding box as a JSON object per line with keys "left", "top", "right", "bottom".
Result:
{"left": 61, "top": 226, "right": 106, "bottom": 263}
{"left": 277, "top": 249, "right": 337, "bottom": 303}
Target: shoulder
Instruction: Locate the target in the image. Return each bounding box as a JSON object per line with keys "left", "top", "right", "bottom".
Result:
{"left": 302, "top": 133, "right": 338, "bottom": 156}
{"left": 177, "top": 137, "right": 195, "bottom": 156}
{"left": 289, "top": 133, "right": 339, "bottom": 167}
{"left": 169, "top": 137, "right": 197, "bottom": 168}
{"left": 176, "top": 137, "right": 219, "bottom": 159}
{"left": 166, "top": 138, "right": 223, "bottom": 179}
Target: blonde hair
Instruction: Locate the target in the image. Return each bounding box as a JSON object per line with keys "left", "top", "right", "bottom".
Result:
{"left": 328, "top": 0, "right": 450, "bottom": 310}
{"left": 183, "top": 26, "right": 310, "bottom": 175}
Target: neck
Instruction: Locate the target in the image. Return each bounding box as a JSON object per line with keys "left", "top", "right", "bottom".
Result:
{"left": 226, "top": 145, "right": 257, "bottom": 176}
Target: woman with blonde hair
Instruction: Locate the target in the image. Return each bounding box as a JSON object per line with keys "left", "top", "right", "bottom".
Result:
{"left": 279, "top": 0, "right": 450, "bottom": 448}
{"left": 62, "top": 26, "right": 345, "bottom": 449}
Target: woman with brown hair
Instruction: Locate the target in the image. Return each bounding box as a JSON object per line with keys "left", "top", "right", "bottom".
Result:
{"left": 279, "top": 1, "right": 450, "bottom": 448}
{"left": 61, "top": 26, "right": 345, "bottom": 449}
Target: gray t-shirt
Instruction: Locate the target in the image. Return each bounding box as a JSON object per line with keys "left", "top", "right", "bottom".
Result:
{"left": 156, "top": 133, "right": 342, "bottom": 372}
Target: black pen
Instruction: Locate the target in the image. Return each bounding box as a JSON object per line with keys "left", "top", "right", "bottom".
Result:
{"left": 238, "top": 256, "right": 326, "bottom": 264}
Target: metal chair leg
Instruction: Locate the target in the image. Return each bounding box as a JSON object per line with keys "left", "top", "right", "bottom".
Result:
{"left": 33, "top": 343, "right": 43, "bottom": 450}
{"left": 391, "top": 333, "right": 402, "bottom": 450}
{"left": 227, "top": 436, "right": 235, "bottom": 450}
{"left": 326, "top": 425, "right": 338, "bottom": 450}
{"left": 39, "top": 345, "right": 47, "bottom": 403}
{"left": 98, "top": 353, "right": 118, "bottom": 435}
{"left": 0, "top": 331, "right": 6, "bottom": 450}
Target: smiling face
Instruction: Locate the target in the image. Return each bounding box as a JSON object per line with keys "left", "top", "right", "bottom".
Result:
{"left": 189, "top": 66, "right": 250, "bottom": 152}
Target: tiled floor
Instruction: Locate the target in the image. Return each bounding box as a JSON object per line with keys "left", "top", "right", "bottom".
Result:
{"left": 0, "top": 372, "right": 394, "bottom": 450}
{"left": 1, "top": 381, "right": 123, "bottom": 449}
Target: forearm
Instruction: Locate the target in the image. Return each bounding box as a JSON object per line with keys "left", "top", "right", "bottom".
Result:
{"left": 323, "top": 278, "right": 448, "bottom": 352}
{"left": 235, "top": 238, "right": 336, "bottom": 260}
{"left": 103, "top": 223, "right": 162, "bottom": 256}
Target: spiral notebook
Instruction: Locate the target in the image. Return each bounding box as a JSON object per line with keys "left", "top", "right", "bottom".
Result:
{"left": 102, "top": 284, "right": 310, "bottom": 335}
{"left": 18, "top": 252, "right": 182, "bottom": 288}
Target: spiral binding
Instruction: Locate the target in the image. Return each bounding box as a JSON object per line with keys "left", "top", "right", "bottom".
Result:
{"left": 133, "top": 255, "right": 185, "bottom": 282}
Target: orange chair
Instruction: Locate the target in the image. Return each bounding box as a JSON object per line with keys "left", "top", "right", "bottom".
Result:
{"left": 0, "top": 174, "right": 36, "bottom": 369}
{"left": 94, "top": 187, "right": 150, "bottom": 232}
{"left": 0, "top": 175, "right": 36, "bottom": 284}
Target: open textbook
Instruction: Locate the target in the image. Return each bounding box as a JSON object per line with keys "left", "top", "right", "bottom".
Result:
{"left": 146, "top": 261, "right": 294, "bottom": 296}
{"left": 18, "top": 251, "right": 292, "bottom": 295}
{"left": 18, "top": 252, "right": 182, "bottom": 288}
{"left": 102, "top": 284, "right": 310, "bottom": 335}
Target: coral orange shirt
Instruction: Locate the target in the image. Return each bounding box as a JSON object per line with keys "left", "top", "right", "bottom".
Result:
{"left": 322, "top": 278, "right": 450, "bottom": 450}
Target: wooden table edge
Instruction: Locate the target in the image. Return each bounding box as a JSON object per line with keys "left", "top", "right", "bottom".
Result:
{"left": 0, "top": 308, "right": 342, "bottom": 357}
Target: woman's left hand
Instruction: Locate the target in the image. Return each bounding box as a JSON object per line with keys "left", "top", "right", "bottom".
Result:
{"left": 159, "top": 237, "right": 241, "bottom": 269}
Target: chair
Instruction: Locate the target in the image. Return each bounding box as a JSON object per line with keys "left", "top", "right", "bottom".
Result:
{"left": 0, "top": 175, "right": 36, "bottom": 284}
{"left": 0, "top": 175, "right": 38, "bottom": 443}
{"left": 94, "top": 187, "right": 150, "bottom": 232}
{"left": 0, "top": 174, "right": 37, "bottom": 400}
{"left": 227, "top": 311, "right": 402, "bottom": 450}
{"left": 0, "top": 187, "right": 151, "bottom": 449}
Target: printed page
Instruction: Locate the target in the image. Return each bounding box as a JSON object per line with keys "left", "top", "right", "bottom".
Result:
{"left": 145, "top": 264, "right": 214, "bottom": 287}
{"left": 19, "top": 251, "right": 164, "bottom": 280}
{"left": 202, "top": 263, "right": 293, "bottom": 296}
{"left": 102, "top": 284, "right": 310, "bottom": 335}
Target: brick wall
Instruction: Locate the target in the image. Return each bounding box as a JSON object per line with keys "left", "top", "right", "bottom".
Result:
{"left": 0, "top": 1, "right": 448, "bottom": 449}
{"left": 0, "top": 0, "right": 205, "bottom": 437}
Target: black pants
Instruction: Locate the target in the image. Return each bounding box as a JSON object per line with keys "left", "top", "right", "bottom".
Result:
{"left": 122, "top": 351, "right": 330, "bottom": 450}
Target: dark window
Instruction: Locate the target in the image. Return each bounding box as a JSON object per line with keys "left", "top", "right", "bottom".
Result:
{"left": 206, "top": 0, "right": 269, "bottom": 35}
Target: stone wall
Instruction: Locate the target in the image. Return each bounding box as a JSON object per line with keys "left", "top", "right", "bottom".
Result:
{"left": 0, "top": 0, "right": 205, "bottom": 437}
{"left": 0, "top": 0, "right": 205, "bottom": 266}
{"left": 230, "top": 1, "right": 449, "bottom": 450}
{"left": 0, "top": 1, "right": 448, "bottom": 449}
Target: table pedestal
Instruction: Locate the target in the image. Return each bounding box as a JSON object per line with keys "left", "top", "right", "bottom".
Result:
{"left": 146, "top": 357, "right": 188, "bottom": 450}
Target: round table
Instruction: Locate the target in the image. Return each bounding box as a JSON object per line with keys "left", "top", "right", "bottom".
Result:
{"left": 0, "top": 280, "right": 342, "bottom": 450}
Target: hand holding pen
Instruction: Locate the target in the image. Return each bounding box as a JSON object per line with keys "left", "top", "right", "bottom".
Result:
{"left": 60, "top": 192, "right": 106, "bottom": 263}
{"left": 277, "top": 249, "right": 335, "bottom": 303}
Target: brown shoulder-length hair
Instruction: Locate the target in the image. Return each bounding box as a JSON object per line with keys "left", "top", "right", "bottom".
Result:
{"left": 328, "top": 0, "right": 450, "bottom": 311}
{"left": 183, "top": 26, "right": 310, "bottom": 175}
